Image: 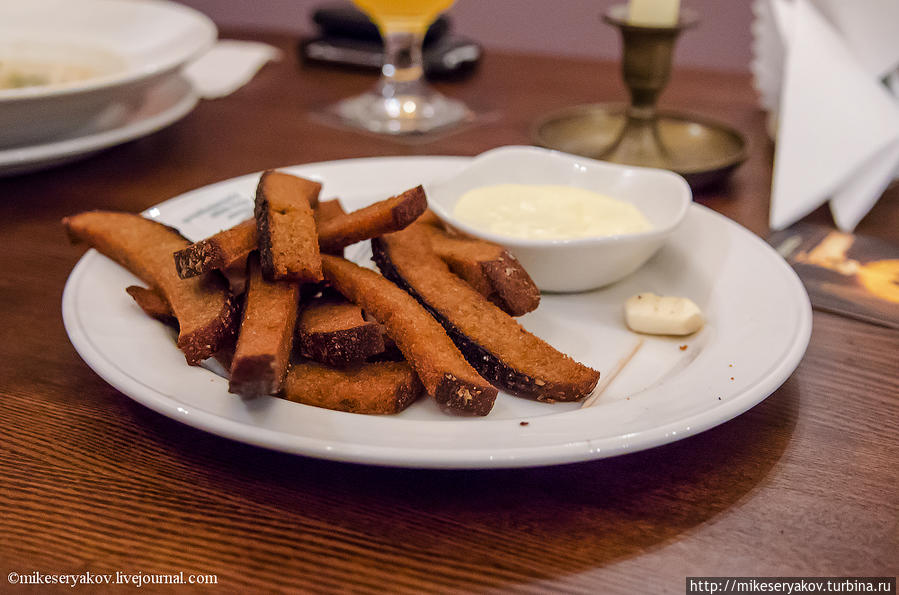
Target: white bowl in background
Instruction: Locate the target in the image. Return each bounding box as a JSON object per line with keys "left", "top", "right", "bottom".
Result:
{"left": 425, "top": 146, "right": 692, "bottom": 292}
{"left": 0, "top": 0, "right": 216, "bottom": 148}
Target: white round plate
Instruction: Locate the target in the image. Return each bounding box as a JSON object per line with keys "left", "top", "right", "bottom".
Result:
{"left": 62, "top": 156, "right": 812, "bottom": 469}
{"left": 0, "top": 0, "right": 215, "bottom": 147}
{"left": 0, "top": 75, "right": 197, "bottom": 177}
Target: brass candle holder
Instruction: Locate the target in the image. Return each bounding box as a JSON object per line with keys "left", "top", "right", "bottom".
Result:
{"left": 532, "top": 4, "right": 747, "bottom": 189}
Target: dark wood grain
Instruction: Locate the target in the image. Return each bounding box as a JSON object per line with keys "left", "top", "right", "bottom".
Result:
{"left": 1, "top": 33, "right": 896, "bottom": 593}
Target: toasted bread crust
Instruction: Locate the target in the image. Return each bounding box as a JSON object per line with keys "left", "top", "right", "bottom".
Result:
{"left": 173, "top": 187, "right": 424, "bottom": 278}
{"left": 418, "top": 223, "right": 540, "bottom": 316}
{"left": 284, "top": 361, "right": 422, "bottom": 414}
{"left": 229, "top": 253, "right": 301, "bottom": 397}
{"left": 64, "top": 211, "right": 237, "bottom": 365}
{"left": 320, "top": 254, "right": 496, "bottom": 416}
{"left": 126, "top": 285, "right": 238, "bottom": 370}
{"left": 255, "top": 170, "right": 323, "bottom": 282}
{"left": 297, "top": 296, "right": 385, "bottom": 367}
{"left": 415, "top": 209, "right": 443, "bottom": 228}
{"left": 175, "top": 178, "right": 328, "bottom": 281}
{"left": 173, "top": 219, "right": 257, "bottom": 279}
{"left": 317, "top": 186, "right": 427, "bottom": 253}
{"left": 313, "top": 199, "right": 346, "bottom": 225}
{"left": 480, "top": 252, "right": 540, "bottom": 315}
{"left": 313, "top": 199, "right": 347, "bottom": 257}
{"left": 371, "top": 227, "right": 600, "bottom": 402}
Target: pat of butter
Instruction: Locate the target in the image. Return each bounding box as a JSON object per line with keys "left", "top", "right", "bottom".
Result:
{"left": 625, "top": 292, "right": 703, "bottom": 336}
{"left": 452, "top": 184, "right": 652, "bottom": 240}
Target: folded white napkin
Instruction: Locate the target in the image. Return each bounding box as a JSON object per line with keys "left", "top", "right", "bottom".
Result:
{"left": 766, "top": 0, "right": 899, "bottom": 231}
{"left": 182, "top": 40, "right": 282, "bottom": 100}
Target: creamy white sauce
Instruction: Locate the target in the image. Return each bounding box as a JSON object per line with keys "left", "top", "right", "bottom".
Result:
{"left": 0, "top": 60, "right": 98, "bottom": 90}
{"left": 452, "top": 184, "right": 652, "bottom": 240}
{"left": 0, "top": 43, "right": 125, "bottom": 91}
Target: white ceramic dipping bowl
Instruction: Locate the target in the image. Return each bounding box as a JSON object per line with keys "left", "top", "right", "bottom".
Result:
{"left": 425, "top": 146, "right": 692, "bottom": 293}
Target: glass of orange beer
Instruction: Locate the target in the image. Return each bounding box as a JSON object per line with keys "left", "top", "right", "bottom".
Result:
{"left": 330, "top": 0, "right": 471, "bottom": 135}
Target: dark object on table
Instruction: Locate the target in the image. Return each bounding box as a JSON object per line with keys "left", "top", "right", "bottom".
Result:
{"left": 299, "top": 4, "right": 481, "bottom": 79}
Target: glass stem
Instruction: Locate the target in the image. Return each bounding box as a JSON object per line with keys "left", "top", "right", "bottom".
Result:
{"left": 377, "top": 31, "right": 427, "bottom": 98}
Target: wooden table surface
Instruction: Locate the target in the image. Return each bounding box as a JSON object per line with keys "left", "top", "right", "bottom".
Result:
{"left": 1, "top": 33, "right": 896, "bottom": 593}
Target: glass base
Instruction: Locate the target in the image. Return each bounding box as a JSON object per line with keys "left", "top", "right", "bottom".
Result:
{"left": 329, "top": 88, "right": 472, "bottom": 135}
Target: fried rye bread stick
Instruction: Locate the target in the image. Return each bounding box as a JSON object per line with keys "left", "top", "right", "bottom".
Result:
{"left": 316, "top": 185, "right": 426, "bottom": 253}
{"left": 416, "top": 222, "right": 540, "bottom": 317}
{"left": 284, "top": 361, "right": 422, "bottom": 414}
{"left": 126, "top": 285, "right": 238, "bottom": 370}
{"left": 372, "top": 226, "right": 600, "bottom": 402}
{"left": 320, "top": 254, "right": 497, "bottom": 416}
{"left": 126, "top": 285, "right": 176, "bottom": 325}
{"left": 174, "top": 200, "right": 346, "bottom": 290}
{"left": 297, "top": 294, "right": 385, "bottom": 367}
{"left": 314, "top": 198, "right": 346, "bottom": 225}
{"left": 172, "top": 175, "right": 323, "bottom": 279}
{"left": 172, "top": 189, "right": 329, "bottom": 281}
{"left": 229, "top": 252, "right": 301, "bottom": 397}
{"left": 174, "top": 187, "right": 424, "bottom": 279}
{"left": 173, "top": 219, "right": 258, "bottom": 279}
{"left": 313, "top": 198, "right": 347, "bottom": 257}
{"left": 255, "top": 170, "right": 323, "bottom": 282}
{"left": 64, "top": 211, "right": 238, "bottom": 365}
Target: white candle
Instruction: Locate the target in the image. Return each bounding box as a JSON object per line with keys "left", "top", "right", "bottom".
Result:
{"left": 628, "top": 0, "right": 681, "bottom": 26}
